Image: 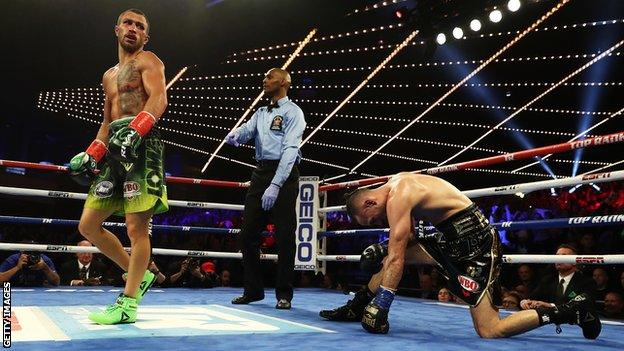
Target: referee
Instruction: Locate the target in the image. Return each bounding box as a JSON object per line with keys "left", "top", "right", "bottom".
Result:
{"left": 225, "top": 68, "right": 306, "bottom": 309}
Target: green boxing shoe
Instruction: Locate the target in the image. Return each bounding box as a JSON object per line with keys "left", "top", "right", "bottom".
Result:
{"left": 137, "top": 270, "right": 156, "bottom": 304}
{"left": 89, "top": 294, "right": 137, "bottom": 325}
{"left": 122, "top": 270, "right": 156, "bottom": 304}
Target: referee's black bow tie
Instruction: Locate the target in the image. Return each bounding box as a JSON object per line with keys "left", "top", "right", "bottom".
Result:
{"left": 267, "top": 101, "right": 279, "bottom": 112}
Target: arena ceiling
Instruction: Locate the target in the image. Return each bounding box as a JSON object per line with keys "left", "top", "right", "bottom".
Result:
{"left": 5, "top": 0, "right": 624, "bottom": 193}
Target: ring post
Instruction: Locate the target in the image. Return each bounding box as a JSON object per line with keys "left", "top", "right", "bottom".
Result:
{"left": 316, "top": 188, "right": 329, "bottom": 275}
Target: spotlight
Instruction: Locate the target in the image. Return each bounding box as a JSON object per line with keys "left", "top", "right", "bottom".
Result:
{"left": 568, "top": 184, "right": 581, "bottom": 193}
{"left": 591, "top": 183, "right": 601, "bottom": 191}
{"left": 514, "top": 192, "right": 525, "bottom": 198}
{"left": 550, "top": 188, "right": 557, "bottom": 197}
{"left": 395, "top": 6, "right": 408, "bottom": 20}
{"left": 452, "top": 27, "right": 464, "bottom": 39}
{"left": 436, "top": 33, "right": 447, "bottom": 45}
{"left": 489, "top": 9, "right": 503, "bottom": 23}
{"left": 507, "top": 0, "right": 521, "bottom": 12}
{"left": 470, "top": 19, "right": 482, "bottom": 31}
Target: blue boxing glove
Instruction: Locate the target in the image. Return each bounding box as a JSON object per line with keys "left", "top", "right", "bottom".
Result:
{"left": 361, "top": 286, "right": 395, "bottom": 334}
{"left": 225, "top": 130, "right": 240, "bottom": 147}
{"left": 261, "top": 183, "right": 280, "bottom": 210}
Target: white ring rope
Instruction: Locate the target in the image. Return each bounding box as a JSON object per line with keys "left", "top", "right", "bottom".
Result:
{"left": 0, "top": 186, "right": 244, "bottom": 211}
{"left": 316, "top": 254, "right": 624, "bottom": 264}
{"left": 318, "top": 170, "right": 624, "bottom": 213}
{"left": 0, "top": 243, "right": 277, "bottom": 261}
{"left": 0, "top": 243, "right": 621, "bottom": 265}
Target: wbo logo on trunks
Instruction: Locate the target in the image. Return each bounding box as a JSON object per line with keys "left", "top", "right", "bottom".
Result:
{"left": 123, "top": 181, "right": 141, "bottom": 200}
{"left": 458, "top": 275, "right": 481, "bottom": 293}
{"left": 270, "top": 115, "right": 283, "bottom": 131}
{"left": 94, "top": 181, "right": 114, "bottom": 198}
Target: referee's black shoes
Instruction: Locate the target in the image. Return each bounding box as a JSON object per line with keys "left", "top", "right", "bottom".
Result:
{"left": 276, "top": 299, "right": 291, "bottom": 309}
{"left": 231, "top": 294, "right": 264, "bottom": 304}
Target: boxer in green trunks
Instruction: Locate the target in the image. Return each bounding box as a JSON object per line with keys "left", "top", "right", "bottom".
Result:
{"left": 68, "top": 8, "right": 168, "bottom": 325}
{"left": 85, "top": 116, "right": 168, "bottom": 217}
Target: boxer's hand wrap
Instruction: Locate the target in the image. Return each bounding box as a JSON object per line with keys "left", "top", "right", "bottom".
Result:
{"left": 361, "top": 286, "right": 395, "bottom": 334}
{"left": 109, "top": 111, "right": 155, "bottom": 163}
{"left": 360, "top": 242, "right": 388, "bottom": 274}
{"left": 69, "top": 139, "right": 107, "bottom": 186}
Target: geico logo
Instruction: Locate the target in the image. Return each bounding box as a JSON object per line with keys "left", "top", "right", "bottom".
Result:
{"left": 297, "top": 224, "right": 314, "bottom": 262}
{"left": 297, "top": 183, "right": 315, "bottom": 262}
{"left": 294, "top": 265, "right": 316, "bottom": 270}
{"left": 299, "top": 184, "right": 315, "bottom": 216}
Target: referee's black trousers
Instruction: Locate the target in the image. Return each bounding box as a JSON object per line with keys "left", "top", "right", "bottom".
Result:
{"left": 240, "top": 161, "right": 299, "bottom": 301}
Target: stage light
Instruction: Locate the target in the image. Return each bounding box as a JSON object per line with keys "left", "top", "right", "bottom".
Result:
{"left": 489, "top": 10, "right": 502, "bottom": 23}
{"left": 395, "top": 6, "right": 408, "bottom": 19}
{"left": 452, "top": 27, "right": 464, "bottom": 39}
{"left": 568, "top": 184, "right": 581, "bottom": 193}
{"left": 436, "top": 33, "right": 446, "bottom": 45}
{"left": 470, "top": 19, "right": 482, "bottom": 31}
{"left": 508, "top": 0, "right": 521, "bottom": 12}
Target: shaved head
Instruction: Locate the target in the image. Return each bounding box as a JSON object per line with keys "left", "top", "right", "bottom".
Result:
{"left": 269, "top": 68, "right": 291, "bottom": 86}
{"left": 262, "top": 68, "right": 292, "bottom": 97}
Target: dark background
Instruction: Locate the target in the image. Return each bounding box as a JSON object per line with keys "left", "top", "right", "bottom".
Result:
{"left": 1, "top": 1, "right": 624, "bottom": 305}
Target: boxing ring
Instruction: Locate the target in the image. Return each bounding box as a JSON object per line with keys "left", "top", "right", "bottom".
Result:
{"left": 1, "top": 132, "right": 624, "bottom": 351}
{"left": 8, "top": 288, "right": 624, "bottom": 351}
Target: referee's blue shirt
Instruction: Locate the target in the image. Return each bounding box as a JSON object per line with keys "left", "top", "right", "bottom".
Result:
{"left": 236, "top": 96, "right": 306, "bottom": 187}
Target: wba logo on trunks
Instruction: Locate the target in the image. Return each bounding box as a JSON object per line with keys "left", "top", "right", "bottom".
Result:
{"left": 270, "top": 115, "right": 283, "bottom": 131}
{"left": 124, "top": 181, "right": 141, "bottom": 200}
{"left": 94, "top": 181, "right": 114, "bottom": 198}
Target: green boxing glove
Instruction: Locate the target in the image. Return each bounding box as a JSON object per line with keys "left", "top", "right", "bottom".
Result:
{"left": 108, "top": 111, "right": 156, "bottom": 164}
{"left": 69, "top": 139, "right": 107, "bottom": 186}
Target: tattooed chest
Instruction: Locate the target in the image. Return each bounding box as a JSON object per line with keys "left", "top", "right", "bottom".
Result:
{"left": 115, "top": 60, "right": 146, "bottom": 115}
